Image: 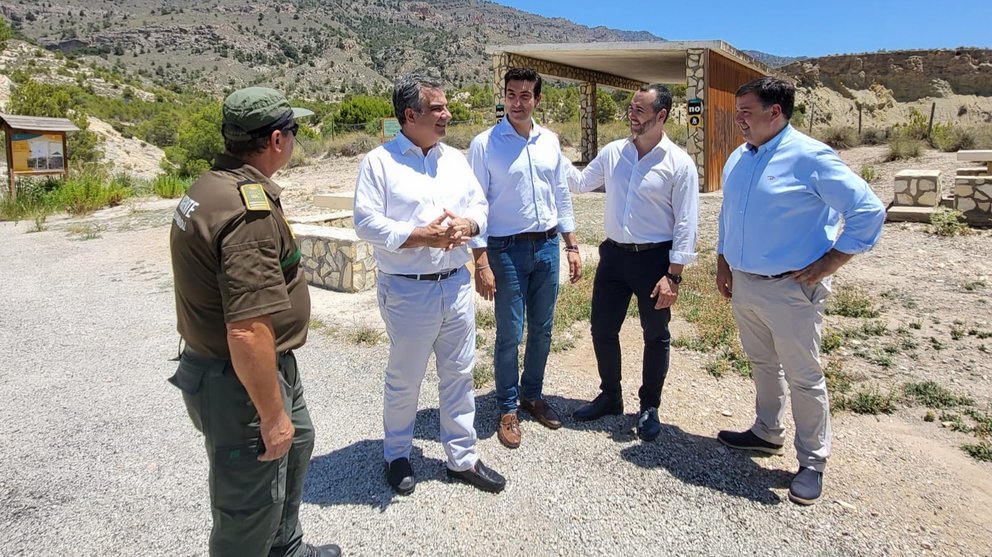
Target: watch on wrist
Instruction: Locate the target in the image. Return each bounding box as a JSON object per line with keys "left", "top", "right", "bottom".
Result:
{"left": 666, "top": 272, "right": 683, "bottom": 285}
{"left": 469, "top": 220, "right": 480, "bottom": 236}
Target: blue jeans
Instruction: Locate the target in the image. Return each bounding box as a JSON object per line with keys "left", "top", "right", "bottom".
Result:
{"left": 488, "top": 235, "right": 560, "bottom": 414}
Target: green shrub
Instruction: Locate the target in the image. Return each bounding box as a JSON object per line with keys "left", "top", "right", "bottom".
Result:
{"left": 325, "top": 132, "right": 377, "bottom": 157}
{"left": 929, "top": 208, "right": 969, "bottom": 237}
{"left": 835, "top": 386, "right": 897, "bottom": 415}
{"left": 444, "top": 123, "right": 487, "bottom": 150}
{"left": 163, "top": 104, "right": 223, "bottom": 178}
{"left": 931, "top": 123, "right": 976, "bottom": 152}
{"left": 333, "top": 95, "right": 393, "bottom": 132}
{"left": 859, "top": 128, "right": 888, "bottom": 145}
{"left": 827, "top": 286, "right": 880, "bottom": 318}
{"left": 818, "top": 126, "right": 859, "bottom": 150}
{"left": 859, "top": 165, "right": 879, "bottom": 183}
{"left": 55, "top": 169, "right": 132, "bottom": 215}
{"left": 885, "top": 133, "right": 923, "bottom": 161}
{"left": 902, "top": 381, "right": 974, "bottom": 408}
{"left": 962, "top": 441, "right": 992, "bottom": 462}
{"left": 152, "top": 174, "right": 190, "bottom": 198}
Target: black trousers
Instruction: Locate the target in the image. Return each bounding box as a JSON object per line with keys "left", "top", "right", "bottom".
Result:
{"left": 590, "top": 240, "right": 672, "bottom": 410}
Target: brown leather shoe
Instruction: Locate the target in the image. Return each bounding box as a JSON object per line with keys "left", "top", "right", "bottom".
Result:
{"left": 520, "top": 398, "right": 562, "bottom": 430}
{"left": 497, "top": 413, "right": 521, "bottom": 448}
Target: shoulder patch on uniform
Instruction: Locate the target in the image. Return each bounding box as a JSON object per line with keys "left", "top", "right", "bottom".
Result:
{"left": 238, "top": 182, "right": 270, "bottom": 212}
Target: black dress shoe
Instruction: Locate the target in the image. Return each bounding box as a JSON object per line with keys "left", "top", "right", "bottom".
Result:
{"left": 573, "top": 392, "right": 624, "bottom": 422}
{"left": 385, "top": 457, "right": 415, "bottom": 495}
{"left": 303, "top": 542, "right": 342, "bottom": 557}
{"left": 447, "top": 459, "right": 506, "bottom": 493}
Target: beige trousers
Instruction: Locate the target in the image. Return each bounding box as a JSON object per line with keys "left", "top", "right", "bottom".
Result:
{"left": 731, "top": 270, "right": 832, "bottom": 472}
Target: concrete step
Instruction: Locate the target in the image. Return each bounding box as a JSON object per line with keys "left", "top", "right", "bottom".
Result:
{"left": 886, "top": 205, "right": 935, "bottom": 223}
{"left": 313, "top": 192, "right": 355, "bottom": 210}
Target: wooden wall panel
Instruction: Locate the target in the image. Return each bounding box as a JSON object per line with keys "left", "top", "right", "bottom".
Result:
{"left": 704, "top": 51, "right": 766, "bottom": 192}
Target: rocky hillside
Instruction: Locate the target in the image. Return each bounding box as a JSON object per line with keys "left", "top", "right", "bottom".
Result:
{"left": 783, "top": 48, "right": 992, "bottom": 102}
{"left": 0, "top": 0, "right": 659, "bottom": 98}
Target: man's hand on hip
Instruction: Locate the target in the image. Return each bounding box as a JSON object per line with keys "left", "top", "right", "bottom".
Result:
{"left": 791, "top": 249, "right": 852, "bottom": 286}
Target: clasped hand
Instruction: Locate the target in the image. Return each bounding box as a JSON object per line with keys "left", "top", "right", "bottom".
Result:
{"left": 424, "top": 209, "right": 474, "bottom": 250}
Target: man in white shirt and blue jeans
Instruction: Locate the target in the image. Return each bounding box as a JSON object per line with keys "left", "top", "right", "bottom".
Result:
{"left": 566, "top": 84, "right": 699, "bottom": 442}
{"left": 468, "top": 68, "right": 582, "bottom": 449}
{"left": 354, "top": 75, "right": 506, "bottom": 496}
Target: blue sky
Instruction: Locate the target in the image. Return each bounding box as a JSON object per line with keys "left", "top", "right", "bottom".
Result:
{"left": 493, "top": 0, "right": 992, "bottom": 58}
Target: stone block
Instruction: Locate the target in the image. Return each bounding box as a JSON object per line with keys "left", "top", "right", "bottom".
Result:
{"left": 292, "top": 223, "right": 377, "bottom": 292}
{"left": 313, "top": 192, "right": 355, "bottom": 211}
{"left": 892, "top": 169, "right": 942, "bottom": 207}
{"left": 953, "top": 176, "right": 992, "bottom": 226}
{"left": 956, "top": 167, "right": 989, "bottom": 177}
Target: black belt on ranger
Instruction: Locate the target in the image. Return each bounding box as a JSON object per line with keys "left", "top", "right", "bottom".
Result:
{"left": 605, "top": 238, "right": 672, "bottom": 253}
{"left": 394, "top": 268, "right": 460, "bottom": 281}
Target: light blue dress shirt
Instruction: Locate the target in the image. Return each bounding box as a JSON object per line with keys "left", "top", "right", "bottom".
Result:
{"left": 718, "top": 125, "right": 885, "bottom": 276}
{"left": 467, "top": 117, "right": 575, "bottom": 248}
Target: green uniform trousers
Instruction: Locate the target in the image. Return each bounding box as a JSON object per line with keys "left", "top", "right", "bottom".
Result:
{"left": 170, "top": 350, "right": 314, "bottom": 557}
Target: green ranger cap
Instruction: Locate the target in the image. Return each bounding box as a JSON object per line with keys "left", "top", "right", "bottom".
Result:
{"left": 221, "top": 87, "right": 315, "bottom": 141}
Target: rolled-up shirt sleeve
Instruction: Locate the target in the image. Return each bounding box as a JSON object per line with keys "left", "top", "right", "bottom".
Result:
{"left": 553, "top": 142, "right": 576, "bottom": 234}
{"left": 461, "top": 166, "right": 488, "bottom": 241}
{"left": 467, "top": 137, "right": 490, "bottom": 249}
{"left": 353, "top": 154, "right": 415, "bottom": 252}
{"left": 808, "top": 147, "right": 885, "bottom": 255}
{"left": 670, "top": 163, "right": 699, "bottom": 265}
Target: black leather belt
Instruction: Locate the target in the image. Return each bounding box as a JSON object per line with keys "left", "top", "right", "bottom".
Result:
{"left": 605, "top": 238, "right": 670, "bottom": 253}
{"left": 759, "top": 271, "right": 792, "bottom": 279}
{"left": 395, "top": 268, "right": 460, "bottom": 281}
{"left": 490, "top": 226, "right": 558, "bottom": 242}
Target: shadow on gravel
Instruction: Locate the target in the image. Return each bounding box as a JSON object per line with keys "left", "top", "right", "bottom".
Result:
{"left": 540, "top": 395, "right": 793, "bottom": 504}
{"left": 304, "top": 393, "right": 501, "bottom": 510}
{"left": 619, "top": 424, "right": 794, "bottom": 505}
{"left": 304, "top": 441, "right": 445, "bottom": 511}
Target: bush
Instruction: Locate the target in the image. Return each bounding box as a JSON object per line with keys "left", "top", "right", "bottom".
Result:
{"left": 163, "top": 104, "right": 223, "bottom": 178}
{"left": 818, "top": 126, "right": 859, "bottom": 150}
{"left": 334, "top": 95, "right": 393, "bottom": 132}
{"left": 860, "top": 128, "right": 889, "bottom": 145}
{"left": 884, "top": 133, "right": 923, "bottom": 161}
{"left": 444, "top": 123, "right": 487, "bottom": 150}
{"left": 324, "top": 132, "right": 377, "bottom": 157}
{"left": 55, "top": 169, "right": 132, "bottom": 215}
{"left": 859, "top": 165, "right": 879, "bottom": 182}
{"left": 929, "top": 208, "right": 970, "bottom": 237}
{"left": 152, "top": 174, "right": 190, "bottom": 198}
{"left": 931, "top": 123, "right": 976, "bottom": 152}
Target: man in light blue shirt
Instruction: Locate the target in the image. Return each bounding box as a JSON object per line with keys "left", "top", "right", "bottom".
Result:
{"left": 468, "top": 67, "right": 581, "bottom": 449}
{"left": 716, "top": 76, "right": 884, "bottom": 506}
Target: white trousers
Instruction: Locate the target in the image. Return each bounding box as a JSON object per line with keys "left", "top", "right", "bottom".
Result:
{"left": 731, "top": 270, "right": 832, "bottom": 472}
{"left": 376, "top": 268, "right": 479, "bottom": 472}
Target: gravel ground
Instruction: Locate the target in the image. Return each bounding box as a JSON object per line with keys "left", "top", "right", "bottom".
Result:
{"left": 2, "top": 156, "right": 992, "bottom": 556}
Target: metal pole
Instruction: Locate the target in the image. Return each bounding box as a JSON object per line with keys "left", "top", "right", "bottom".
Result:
{"left": 858, "top": 103, "right": 863, "bottom": 136}
{"left": 927, "top": 102, "right": 936, "bottom": 141}
{"left": 808, "top": 101, "right": 815, "bottom": 134}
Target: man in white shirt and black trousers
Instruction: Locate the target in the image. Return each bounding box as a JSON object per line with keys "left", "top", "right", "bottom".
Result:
{"left": 354, "top": 75, "right": 506, "bottom": 495}
{"left": 566, "top": 84, "right": 699, "bottom": 441}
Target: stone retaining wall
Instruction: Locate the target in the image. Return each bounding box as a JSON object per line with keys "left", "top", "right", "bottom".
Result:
{"left": 954, "top": 175, "right": 992, "bottom": 226}
{"left": 292, "top": 224, "right": 376, "bottom": 293}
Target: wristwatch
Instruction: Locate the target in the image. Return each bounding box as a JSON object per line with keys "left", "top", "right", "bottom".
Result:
{"left": 469, "top": 220, "right": 480, "bottom": 237}
{"left": 665, "top": 272, "right": 683, "bottom": 285}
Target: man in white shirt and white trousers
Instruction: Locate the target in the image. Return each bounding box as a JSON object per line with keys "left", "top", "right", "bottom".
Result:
{"left": 566, "top": 84, "right": 699, "bottom": 442}
{"left": 354, "top": 75, "right": 506, "bottom": 495}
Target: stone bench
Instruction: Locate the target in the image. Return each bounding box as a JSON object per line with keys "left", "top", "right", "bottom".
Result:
{"left": 292, "top": 222, "right": 376, "bottom": 292}
{"left": 957, "top": 167, "right": 990, "bottom": 177}
{"left": 957, "top": 150, "right": 992, "bottom": 173}
{"left": 893, "top": 169, "right": 942, "bottom": 207}
{"left": 953, "top": 175, "right": 992, "bottom": 227}
{"left": 313, "top": 192, "right": 354, "bottom": 211}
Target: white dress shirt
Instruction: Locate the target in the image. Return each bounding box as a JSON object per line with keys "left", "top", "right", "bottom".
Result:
{"left": 566, "top": 134, "right": 699, "bottom": 265}
{"left": 354, "top": 131, "right": 489, "bottom": 275}
{"left": 466, "top": 117, "right": 575, "bottom": 248}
